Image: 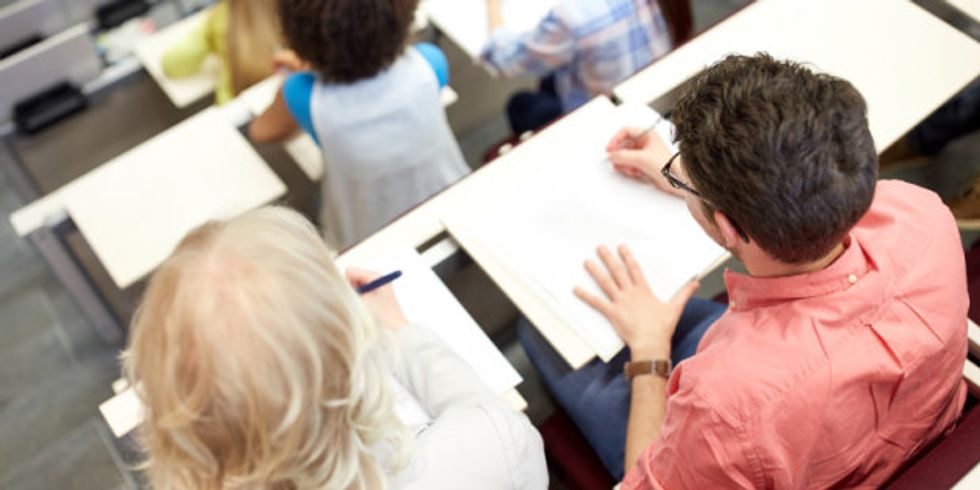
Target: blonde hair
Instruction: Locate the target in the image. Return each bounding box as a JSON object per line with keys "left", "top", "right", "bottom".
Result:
{"left": 226, "top": 0, "right": 283, "bottom": 95}
{"left": 123, "top": 207, "right": 408, "bottom": 489}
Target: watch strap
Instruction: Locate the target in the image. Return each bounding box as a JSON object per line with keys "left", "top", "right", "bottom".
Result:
{"left": 624, "top": 359, "right": 672, "bottom": 383}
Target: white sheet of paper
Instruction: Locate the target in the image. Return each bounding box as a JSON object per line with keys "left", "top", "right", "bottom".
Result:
{"left": 448, "top": 104, "right": 725, "bottom": 361}
{"left": 425, "top": 0, "right": 558, "bottom": 58}
{"left": 337, "top": 249, "right": 522, "bottom": 395}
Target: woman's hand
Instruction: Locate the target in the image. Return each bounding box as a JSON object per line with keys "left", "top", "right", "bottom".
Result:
{"left": 346, "top": 267, "right": 408, "bottom": 330}
{"left": 573, "top": 245, "right": 699, "bottom": 359}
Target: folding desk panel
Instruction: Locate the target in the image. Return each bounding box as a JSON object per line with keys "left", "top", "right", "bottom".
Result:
{"left": 65, "top": 107, "right": 286, "bottom": 289}
{"left": 613, "top": 0, "right": 980, "bottom": 151}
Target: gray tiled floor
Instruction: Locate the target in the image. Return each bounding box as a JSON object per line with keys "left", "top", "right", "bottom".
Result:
{"left": 0, "top": 169, "right": 130, "bottom": 487}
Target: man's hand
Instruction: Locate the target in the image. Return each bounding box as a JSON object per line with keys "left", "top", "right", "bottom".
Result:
{"left": 606, "top": 127, "right": 686, "bottom": 198}
{"left": 573, "top": 245, "right": 699, "bottom": 359}
{"left": 346, "top": 267, "right": 408, "bottom": 330}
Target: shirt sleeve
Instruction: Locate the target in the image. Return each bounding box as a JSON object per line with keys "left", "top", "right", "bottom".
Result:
{"left": 281, "top": 72, "right": 319, "bottom": 145}
{"left": 393, "top": 323, "right": 548, "bottom": 488}
{"left": 414, "top": 43, "right": 449, "bottom": 88}
{"left": 621, "top": 389, "right": 763, "bottom": 490}
{"left": 393, "top": 323, "right": 499, "bottom": 415}
{"left": 161, "top": 13, "right": 214, "bottom": 79}
{"left": 480, "top": 9, "right": 575, "bottom": 78}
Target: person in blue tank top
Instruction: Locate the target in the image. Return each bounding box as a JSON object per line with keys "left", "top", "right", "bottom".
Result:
{"left": 250, "top": 0, "right": 469, "bottom": 249}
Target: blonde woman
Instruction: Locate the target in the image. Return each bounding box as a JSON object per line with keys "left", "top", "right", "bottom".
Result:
{"left": 123, "top": 207, "right": 547, "bottom": 489}
{"left": 161, "top": 0, "right": 282, "bottom": 104}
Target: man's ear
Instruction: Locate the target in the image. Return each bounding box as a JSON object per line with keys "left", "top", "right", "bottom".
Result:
{"left": 713, "top": 210, "right": 745, "bottom": 249}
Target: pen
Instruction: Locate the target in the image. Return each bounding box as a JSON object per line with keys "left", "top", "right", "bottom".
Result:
{"left": 356, "top": 270, "right": 403, "bottom": 294}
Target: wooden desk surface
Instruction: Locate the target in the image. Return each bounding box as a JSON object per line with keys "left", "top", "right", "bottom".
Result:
{"left": 134, "top": 8, "right": 217, "bottom": 109}
{"left": 64, "top": 107, "right": 286, "bottom": 289}
{"left": 613, "top": 0, "right": 980, "bottom": 151}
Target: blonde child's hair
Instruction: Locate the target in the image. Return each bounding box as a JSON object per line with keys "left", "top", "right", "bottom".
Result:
{"left": 226, "top": 0, "right": 283, "bottom": 95}
{"left": 123, "top": 206, "right": 407, "bottom": 489}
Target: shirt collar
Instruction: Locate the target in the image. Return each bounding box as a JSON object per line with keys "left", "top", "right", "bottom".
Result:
{"left": 724, "top": 235, "right": 871, "bottom": 311}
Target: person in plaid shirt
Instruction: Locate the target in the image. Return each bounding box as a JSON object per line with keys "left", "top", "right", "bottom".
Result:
{"left": 481, "top": 0, "right": 677, "bottom": 135}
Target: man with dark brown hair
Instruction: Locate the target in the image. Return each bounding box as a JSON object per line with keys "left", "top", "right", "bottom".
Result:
{"left": 519, "top": 53, "right": 969, "bottom": 488}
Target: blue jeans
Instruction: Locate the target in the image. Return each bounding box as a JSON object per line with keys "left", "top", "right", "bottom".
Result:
{"left": 518, "top": 298, "right": 726, "bottom": 480}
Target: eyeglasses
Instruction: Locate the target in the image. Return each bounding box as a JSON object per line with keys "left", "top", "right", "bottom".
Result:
{"left": 661, "top": 152, "right": 706, "bottom": 202}
{"left": 661, "top": 152, "right": 750, "bottom": 243}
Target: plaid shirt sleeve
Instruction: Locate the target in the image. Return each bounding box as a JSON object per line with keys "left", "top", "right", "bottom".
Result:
{"left": 480, "top": 10, "right": 575, "bottom": 78}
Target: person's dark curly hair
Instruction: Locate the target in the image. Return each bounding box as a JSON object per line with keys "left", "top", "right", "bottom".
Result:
{"left": 671, "top": 53, "right": 878, "bottom": 264}
{"left": 277, "top": 0, "right": 418, "bottom": 83}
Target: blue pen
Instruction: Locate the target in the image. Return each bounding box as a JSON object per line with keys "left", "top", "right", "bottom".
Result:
{"left": 356, "top": 270, "right": 403, "bottom": 294}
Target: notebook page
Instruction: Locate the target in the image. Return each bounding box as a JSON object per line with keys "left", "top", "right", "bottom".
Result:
{"left": 447, "top": 104, "right": 725, "bottom": 361}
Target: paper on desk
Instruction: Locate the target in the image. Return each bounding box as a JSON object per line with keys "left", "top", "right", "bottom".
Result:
{"left": 425, "top": 0, "right": 557, "bottom": 58}
{"left": 447, "top": 104, "right": 725, "bottom": 362}
{"left": 336, "top": 248, "right": 522, "bottom": 396}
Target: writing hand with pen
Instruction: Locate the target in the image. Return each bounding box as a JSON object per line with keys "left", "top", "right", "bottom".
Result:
{"left": 606, "top": 127, "right": 686, "bottom": 199}
{"left": 346, "top": 268, "right": 408, "bottom": 330}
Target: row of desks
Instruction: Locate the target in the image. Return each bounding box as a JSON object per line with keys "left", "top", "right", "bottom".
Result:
{"left": 12, "top": 0, "right": 980, "bottom": 365}
{"left": 7, "top": 0, "right": 980, "bottom": 433}
{"left": 612, "top": 0, "right": 980, "bottom": 152}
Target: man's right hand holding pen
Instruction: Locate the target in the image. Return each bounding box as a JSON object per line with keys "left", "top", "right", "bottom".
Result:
{"left": 606, "top": 127, "right": 686, "bottom": 198}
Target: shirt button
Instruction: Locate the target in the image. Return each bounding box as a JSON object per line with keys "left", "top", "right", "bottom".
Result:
{"left": 848, "top": 274, "right": 858, "bottom": 284}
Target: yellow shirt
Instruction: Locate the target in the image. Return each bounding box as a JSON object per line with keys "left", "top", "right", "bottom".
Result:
{"left": 160, "top": 3, "right": 234, "bottom": 104}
